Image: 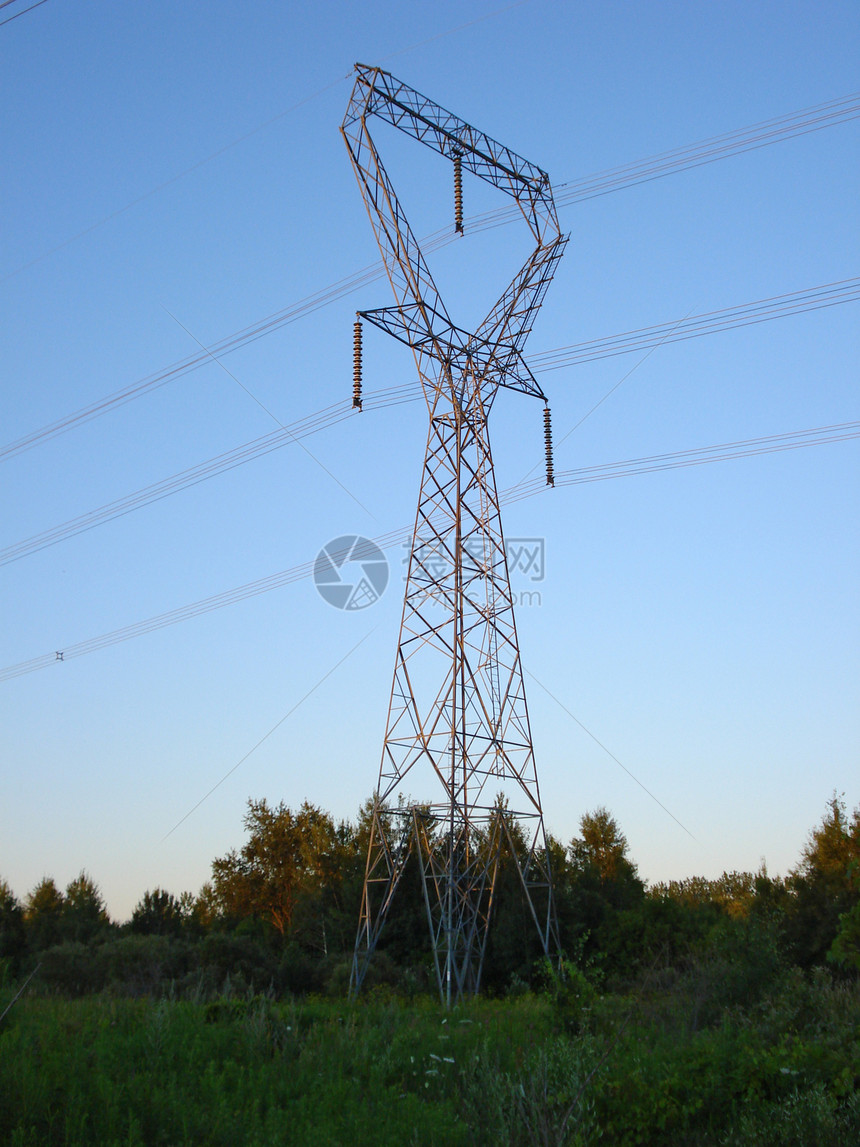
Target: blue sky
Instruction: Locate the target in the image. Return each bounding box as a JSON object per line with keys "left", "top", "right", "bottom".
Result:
{"left": 1, "top": 0, "right": 857, "bottom": 920}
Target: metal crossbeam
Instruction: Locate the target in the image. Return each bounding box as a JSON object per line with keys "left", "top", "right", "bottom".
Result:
{"left": 344, "top": 65, "right": 566, "bottom": 1005}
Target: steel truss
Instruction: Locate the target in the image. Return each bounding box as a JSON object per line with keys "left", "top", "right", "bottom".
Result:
{"left": 343, "top": 65, "right": 567, "bottom": 1004}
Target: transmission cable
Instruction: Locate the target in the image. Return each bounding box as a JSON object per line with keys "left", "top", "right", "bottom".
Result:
{"left": 450, "top": 91, "right": 860, "bottom": 238}
{"left": 529, "top": 279, "right": 860, "bottom": 372}
{"left": 2, "top": 420, "right": 855, "bottom": 683}
{"left": 0, "top": 0, "right": 50, "bottom": 27}
{"left": 1, "top": 278, "right": 855, "bottom": 568}
{"left": 4, "top": 91, "right": 857, "bottom": 463}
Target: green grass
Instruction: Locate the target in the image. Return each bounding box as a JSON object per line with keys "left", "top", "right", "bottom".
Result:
{"left": 1, "top": 975, "right": 858, "bottom": 1146}
{"left": 0, "top": 993, "right": 557, "bottom": 1146}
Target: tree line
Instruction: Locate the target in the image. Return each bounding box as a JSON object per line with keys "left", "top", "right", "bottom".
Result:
{"left": 1, "top": 793, "right": 858, "bottom": 999}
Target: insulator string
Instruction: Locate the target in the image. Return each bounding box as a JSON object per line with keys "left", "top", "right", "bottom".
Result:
{"left": 453, "top": 152, "right": 463, "bottom": 235}
{"left": 543, "top": 404, "right": 554, "bottom": 486}
{"left": 353, "top": 316, "right": 363, "bottom": 410}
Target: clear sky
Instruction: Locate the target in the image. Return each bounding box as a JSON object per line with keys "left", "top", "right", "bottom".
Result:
{"left": 2, "top": 0, "right": 857, "bottom": 921}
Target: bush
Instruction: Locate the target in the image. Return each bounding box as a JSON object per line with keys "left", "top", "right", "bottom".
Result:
{"left": 99, "top": 934, "right": 193, "bottom": 995}
{"left": 36, "top": 942, "right": 105, "bottom": 996}
{"left": 722, "top": 1085, "right": 860, "bottom": 1146}
{"left": 278, "top": 941, "right": 327, "bottom": 995}
{"left": 197, "top": 931, "right": 279, "bottom": 992}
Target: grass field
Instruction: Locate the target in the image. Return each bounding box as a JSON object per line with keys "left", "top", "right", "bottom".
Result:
{"left": 1, "top": 968, "right": 858, "bottom": 1146}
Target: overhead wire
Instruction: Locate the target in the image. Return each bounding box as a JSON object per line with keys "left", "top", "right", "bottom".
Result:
{"left": 160, "top": 623, "right": 380, "bottom": 841}
{"left": 0, "top": 0, "right": 50, "bottom": 28}
{"left": 529, "top": 279, "right": 860, "bottom": 372}
{"left": 2, "top": 92, "right": 856, "bottom": 673}
{"left": 160, "top": 304, "right": 379, "bottom": 523}
{"left": 1, "top": 278, "right": 856, "bottom": 568}
{"left": 4, "top": 3, "right": 531, "bottom": 283}
{"left": 0, "top": 258, "right": 390, "bottom": 463}
{"left": 5, "top": 59, "right": 853, "bottom": 843}
{"left": 446, "top": 91, "right": 860, "bottom": 237}
{"left": 3, "top": 91, "right": 857, "bottom": 464}
{"left": 0, "top": 524, "right": 410, "bottom": 681}
{"left": 524, "top": 667, "right": 697, "bottom": 842}
{"left": 501, "top": 421, "right": 860, "bottom": 505}
{"left": 2, "top": 73, "right": 352, "bottom": 283}
{"left": 2, "top": 420, "right": 856, "bottom": 683}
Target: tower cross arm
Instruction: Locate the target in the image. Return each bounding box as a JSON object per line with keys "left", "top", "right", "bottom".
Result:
{"left": 348, "top": 64, "right": 559, "bottom": 232}
{"left": 479, "top": 234, "right": 568, "bottom": 349}
{"left": 474, "top": 233, "right": 568, "bottom": 405}
{"left": 360, "top": 304, "right": 466, "bottom": 357}
{"left": 341, "top": 112, "right": 453, "bottom": 335}
{"left": 474, "top": 348, "right": 545, "bottom": 402}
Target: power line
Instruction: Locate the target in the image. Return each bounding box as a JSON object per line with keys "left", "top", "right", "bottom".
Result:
{"left": 0, "top": 259, "right": 386, "bottom": 463}
{"left": 525, "top": 668, "right": 697, "bottom": 841}
{"left": 502, "top": 421, "right": 860, "bottom": 505}
{"left": 457, "top": 91, "right": 860, "bottom": 234}
{"left": 0, "top": 526, "right": 410, "bottom": 682}
{"left": 529, "top": 279, "right": 860, "bottom": 371}
{"left": 0, "top": 394, "right": 369, "bottom": 567}
{"left": 3, "top": 91, "right": 857, "bottom": 462}
{"left": 3, "top": 3, "right": 530, "bottom": 282}
{"left": 1, "top": 279, "right": 855, "bottom": 568}
{"left": 0, "top": 0, "right": 50, "bottom": 28}
{"left": 2, "top": 420, "right": 855, "bottom": 683}
{"left": 2, "top": 73, "right": 352, "bottom": 282}
{"left": 160, "top": 624, "right": 379, "bottom": 841}
{"left": 161, "top": 305, "right": 378, "bottom": 523}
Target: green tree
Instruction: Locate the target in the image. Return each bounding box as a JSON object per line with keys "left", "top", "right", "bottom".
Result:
{"left": 326, "top": 796, "right": 427, "bottom": 975}
{"left": 827, "top": 860, "right": 860, "bottom": 973}
{"left": 478, "top": 805, "right": 547, "bottom": 992}
{"left": 0, "top": 879, "right": 27, "bottom": 975}
{"left": 131, "top": 888, "right": 185, "bottom": 937}
{"left": 650, "top": 870, "right": 759, "bottom": 919}
{"left": 797, "top": 794, "right": 860, "bottom": 880}
{"left": 24, "top": 877, "right": 65, "bottom": 951}
{"left": 568, "top": 807, "right": 643, "bottom": 906}
{"left": 61, "top": 871, "right": 110, "bottom": 943}
{"left": 568, "top": 802, "right": 642, "bottom": 890}
{"left": 828, "top": 905, "right": 860, "bottom": 973}
{"left": 557, "top": 808, "right": 645, "bottom": 978}
{"left": 192, "top": 882, "right": 220, "bottom": 931}
{"left": 784, "top": 794, "right": 860, "bottom": 968}
{"left": 211, "top": 799, "right": 342, "bottom": 939}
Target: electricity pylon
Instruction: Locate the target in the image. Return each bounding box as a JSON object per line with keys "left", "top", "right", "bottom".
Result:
{"left": 343, "top": 64, "right": 567, "bottom": 1004}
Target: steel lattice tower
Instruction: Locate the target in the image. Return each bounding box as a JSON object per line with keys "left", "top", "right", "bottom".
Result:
{"left": 343, "top": 65, "right": 567, "bottom": 1004}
